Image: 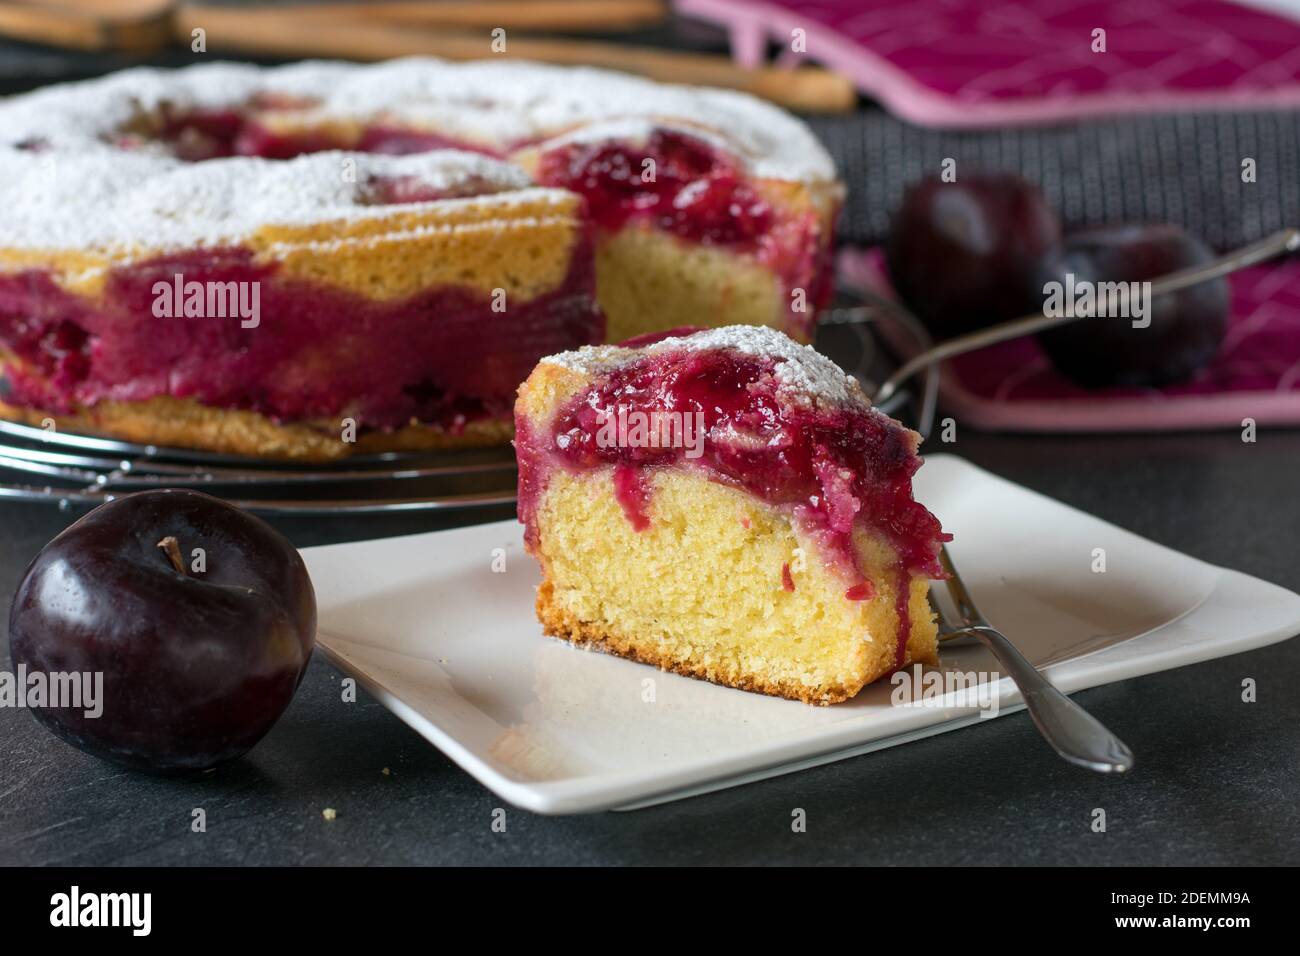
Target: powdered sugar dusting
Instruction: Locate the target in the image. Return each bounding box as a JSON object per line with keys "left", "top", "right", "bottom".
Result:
{"left": 529, "top": 117, "right": 742, "bottom": 162}
{"left": 542, "top": 325, "right": 866, "bottom": 410}
{"left": 0, "top": 57, "right": 834, "bottom": 257}
{"left": 3, "top": 148, "right": 556, "bottom": 255}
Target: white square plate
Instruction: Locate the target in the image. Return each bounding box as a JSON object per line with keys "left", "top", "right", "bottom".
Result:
{"left": 302, "top": 454, "right": 1300, "bottom": 814}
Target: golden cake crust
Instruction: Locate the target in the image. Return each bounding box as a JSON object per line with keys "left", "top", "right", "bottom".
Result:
{"left": 536, "top": 580, "right": 869, "bottom": 705}
{"left": 0, "top": 188, "right": 585, "bottom": 302}
{"left": 0, "top": 397, "right": 512, "bottom": 461}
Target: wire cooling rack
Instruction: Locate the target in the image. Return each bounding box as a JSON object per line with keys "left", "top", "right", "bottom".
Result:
{"left": 0, "top": 419, "right": 521, "bottom": 514}
{"left": 0, "top": 289, "right": 935, "bottom": 515}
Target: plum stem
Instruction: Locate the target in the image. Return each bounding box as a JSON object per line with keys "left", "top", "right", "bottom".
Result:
{"left": 157, "top": 536, "right": 186, "bottom": 576}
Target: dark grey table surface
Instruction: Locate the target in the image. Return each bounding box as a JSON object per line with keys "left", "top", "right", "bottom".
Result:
{"left": 2, "top": 428, "right": 1298, "bottom": 866}
{"left": 1, "top": 30, "right": 1298, "bottom": 867}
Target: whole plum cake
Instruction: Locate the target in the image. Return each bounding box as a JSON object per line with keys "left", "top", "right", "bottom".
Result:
{"left": 0, "top": 59, "right": 841, "bottom": 460}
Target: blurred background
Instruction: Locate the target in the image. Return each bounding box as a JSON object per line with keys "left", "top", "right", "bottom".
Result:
{"left": 4, "top": 0, "right": 1299, "bottom": 435}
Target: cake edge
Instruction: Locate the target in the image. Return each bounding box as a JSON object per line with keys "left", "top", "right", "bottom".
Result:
{"left": 0, "top": 396, "right": 514, "bottom": 461}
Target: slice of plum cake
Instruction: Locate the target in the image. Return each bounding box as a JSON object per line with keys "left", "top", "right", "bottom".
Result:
{"left": 515, "top": 326, "right": 949, "bottom": 705}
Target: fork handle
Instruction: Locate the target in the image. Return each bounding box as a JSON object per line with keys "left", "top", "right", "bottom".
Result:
{"left": 965, "top": 625, "right": 1135, "bottom": 773}
{"left": 874, "top": 228, "right": 1300, "bottom": 403}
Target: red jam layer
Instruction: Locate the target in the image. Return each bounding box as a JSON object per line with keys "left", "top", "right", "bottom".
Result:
{"left": 534, "top": 130, "right": 834, "bottom": 338}
{"left": 109, "top": 108, "right": 832, "bottom": 338}
{"left": 0, "top": 241, "right": 600, "bottom": 434}
{"left": 516, "top": 343, "right": 948, "bottom": 662}
{"left": 535, "top": 129, "right": 773, "bottom": 245}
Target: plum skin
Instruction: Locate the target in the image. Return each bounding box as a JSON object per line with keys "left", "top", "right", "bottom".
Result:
{"left": 8, "top": 489, "right": 317, "bottom": 773}
{"left": 1030, "top": 224, "right": 1230, "bottom": 388}
{"left": 886, "top": 171, "right": 1062, "bottom": 338}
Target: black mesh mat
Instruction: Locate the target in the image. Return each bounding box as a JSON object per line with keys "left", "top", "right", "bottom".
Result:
{"left": 808, "top": 110, "right": 1300, "bottom": 251}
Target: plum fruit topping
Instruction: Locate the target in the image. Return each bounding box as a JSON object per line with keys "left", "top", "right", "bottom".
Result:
{"left": 535, "top": 129, "right": 774, "bottom": 246}
{"left": 535, "top": 128, "right": 832, "bottom": 338}
{"left": 886, "top": 172, "right": 1062, "bottom": 338}
{"left": 8, "top": 489, "right": 317, "bottom": 772}
{"left": 0, "top": 241, "right": 601, "bottom": 433}
{"left": 1029, "top": 224, "right": 1230, "bottom": 388}
{"left": 515, "top": 342, "right": 948, "bottom": 581}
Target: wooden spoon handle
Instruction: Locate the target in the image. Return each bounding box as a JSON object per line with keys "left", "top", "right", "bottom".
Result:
{"left": 276, "top": 0, "right": 668, "bottom": 32}
{"left": 0, "top": 0, "right": 172, "bottom": 52}
{"left": 173, "top": 4, "right": 856, "bottom": 113}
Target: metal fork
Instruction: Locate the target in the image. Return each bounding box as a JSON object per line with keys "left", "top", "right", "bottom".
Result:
{"left": 860, "top": 229, "right": 1300, "bottom": 773}
{"left": 930, "top": 547, "right": 1134, "bottom": 772}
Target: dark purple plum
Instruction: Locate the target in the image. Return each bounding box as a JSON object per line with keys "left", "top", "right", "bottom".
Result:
{"left": 886, "top": 171, "right": 1062, "bottom": 338}
{"left": 1030, "top": 224, "right": 1229, "bottom": 388}
{"left": 8, "top": 489, "right": 316, "bottom": 772}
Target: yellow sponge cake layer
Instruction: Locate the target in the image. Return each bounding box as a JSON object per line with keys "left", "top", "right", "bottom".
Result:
{"left": 250, "top": 192, "right": 586, "bottom": 302}
{"left": 593, "top": 229, "right": 785, "bottom": 344}
{"left": 534, "top": 468, "right": 938, "bottom": 704}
